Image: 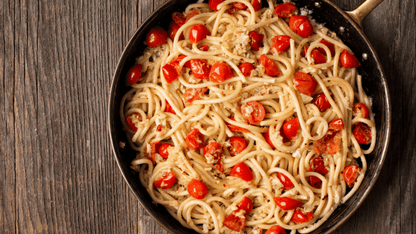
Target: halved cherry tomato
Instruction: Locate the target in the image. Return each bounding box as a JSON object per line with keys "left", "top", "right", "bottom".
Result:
{"left": 340, "top": 49, "right": 361, "bottom": 68}
{"left": 291, "top": 209, "right": 313, "bottom": 223}
{"left": 241, "top": 101, "right": 266, "bottom": 124}
{"left": 172, "top": 12, "right": 186, "bottom": 26}
{"left": 265, "top": 225, "right": 286, "bottom": 234}
{"left": 229, "top": 137, "right": 247, "bottom": 156}
{"left": 282, "top": 118, "right": 299, "bottom": 141}
{"left": 274, "top": 2, "right": 299, "bottom": 18}
{"left": 238, "top": 196, "right": 253, "bottom": 214}
{"left": 158, "top": 143, "right": 173, "bottom": 159}
{"left": 165, "top": 100, "right": 176, "bottom": 115}
{"left": 186, "top": 128, "right": 204, "bottom": 150}
{"left": 185, "top": 9, "right": 201, "bottom": 22}
{"left": 317, "top": 39, "right": 335, "bottom": 56}
{"left": 145, "top": 141, "right": 160, "bottom": 164}
{"left": 162, "top": 62, "right": 180, "bottom": 83}
{"left": 309, "top": 156, "right": 329, "bottom": 175}
{"left": 263, "top": 130, "right": 276, "bottom": 149}
{"left": 168, "top": 22, "right": 184, "bottom": 41}
{"left": 289, "top": 15, "right": 314, "bottom": 38}
{"left": 227, "top": 116, "right": 250, "bottom": 133}
{"left": 209, "top": 62, "right": 234, "bottom": 82}
{"left": 146, "top": 26, "right": 168, "bottom": 48}
{"left": 273, "top": 197, "right": 303, "bottom": 210}
{"left": 188, "top": 179, "right": 208, "bottom": 199}
{"left": 204, "top": 141, "right": 224, "bottom": 172}
{"left": 353, "top": 102, "right": 369, "bottom": 118}
{"left": 311, "top": 49, "right": 327, "bottom": 64}
{"left": 259, "top": 54, "right": 280, "bottom": 77}
{"left": 184, "top": 87, "right": 208, "bottom": 104}
{"left": 294, "top": 72, "right": 317, "bottom": 96}
{"left": 313, "top": 93, "right": 331, "bottom": 112}
{"left": 230, "top": 162, "right": 254, "bottom": 182}
{"left": 353, "top": 123, "right": 372, "bottom": 144}
{"left": 239, "top": 62, "right": 255, "bottom": 77}
{"left": 313, "top": 130, "right": 342, "bottom": 155}
{"left": 126, "top": 64, "right": 142, "bottom": 86}
{"left": 198, "top": 45, "right": 209, "bottom": 51}
{"left": 189, "top": 24, "right": 210, "bottom": 43}
{"left": 223, "top": 213, "right": 246, "bottom": 232}
{"left": 251, "top": 0, "right": 262, "bottom": 11}
{"left": 126, "top": 113, "right": 140, "bottom": 131}
{"left": 276, "top": 172, "right": 294, "bottom": 190}
{"left": 308, "top": 175, "right": 322, "bottom": 189}
{"left": 209, "top": 0, "right": 224, "bottom": 11}
{"left": 189, "top": 59, "right": 210, "bottom": 79}
{"left": 329, "top": 118, "right": 344, "bottom": 130}
{"left": 249, "top": 31, "right": 264, "bottom": 51}
{"left": 153, "top": 170, "right": 176, "bottom": 189}
{"left": 343, "top": 164, "right": 361, "bottom": 187}
{"left": 271, "top": 35, "right": 291, "bottom": 54}
{"left": 232, "top": 2, "right": 247, "bottom": 10}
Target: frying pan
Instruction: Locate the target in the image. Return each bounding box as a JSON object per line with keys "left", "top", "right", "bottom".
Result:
{"left": 108, "top": 0, "right": 391, "bottom": 233}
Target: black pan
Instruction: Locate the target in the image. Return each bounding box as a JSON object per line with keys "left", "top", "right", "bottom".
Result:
{"left": 108, "top": 0, "right": 391, "bottom": 233}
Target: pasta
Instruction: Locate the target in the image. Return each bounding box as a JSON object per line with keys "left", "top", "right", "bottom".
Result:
{"left": 120, "top": 0, "right": 376, "bottom": 233}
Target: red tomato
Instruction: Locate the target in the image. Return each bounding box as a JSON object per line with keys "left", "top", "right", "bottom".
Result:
{"left": 188, "top": 179, "right": 208, "bottom": 199}
{"left": 276, "top": 172, "right": 294, "bottom": 190}
{"left": 263, "top": 130, "right": 276, "bottom": 149}
{"left": 126, "top": 64, "right": 142, "bottom": 86}
{"left": 249, "top": 31, "right": 264, "bottom": 51}
{"left": 172, "top": 12, "right": 186, "bottom": 26}
{"left": 209, "top": 0, "right": 224, "bottom": 11}
{"left": 153, "top": 170, "right": 176, "bottom": 189}
{"left": 251, "top": 0, "right": 262, "bottom": 11}
{"left": 294, "top": 72, "right": 317, "bottom": 96}
{"left": 311, "top": 49, "right": 327, "bottom": 64}
{"left": 238, "top": 196, "right": 253, "bottom": 214}
{"left": 209, "top": 62, "right": 234, "bottom": 82}
{"left": 273, "top": 197, "right": 303, "bottom": 210}
{"left": 353, "top": 102, "right": 369, "bottom": 118}
{"left": 230, "top": 162, "right": 254, "bottom": 182}
{"left": 340, "top": 49, "right": 361, "bottom": 68}
{"left": 145, "top": 141, "right": 160, "bottom": 164}
{"left": 189, "top": 24, "right": 210, "bottom": 43}
{"left": 239, "top": 62, "right": 255, "bottom": 77}
{"left": 198, "top": 45, "right": 209, "bottom": 51}
{"left": 329, "top": 118, "right": 344, "bottom": 130}
{"left": 204, "top": 141, "right": 224, "bottom": 172}
{"left": 309, "top": 156, "right": 329, "bottom": 175}
{"left": 313, "top": 93, "right": 331, "bottom": 112}
{"left": 229, "top": 137, "right": 247, "bottom": 156}
{"left": 158, "top": 143, "right": 173, "bottom": 159}
{"left": 289, "top": 15, "right": 314, "bottom": 38}
{"left": 185, "top": 9, "right": 201, "bottom": 22}
{"left": 232, "top": 2, "right": 247, "bottom": 10}
{"left": 125, "top": 113, "right": 140, "bottom": 131}
{"left": 274, "top": 2, "right": 299, "bottom": 18}
{"left": 259, "top": 54, "right": 280, "bottom": 77}
{"left": 241, "top": 101, "right": 266, "bottom": 124}
{"left": 308, "top": 175, "right": 322, "bottom": 189}
{"left": 317, "top": 39, "right": 335, "bottom": 56}
{"left": 162, "top": 62, "right": 180, "bottom": 83}
{"left": 168, "top": 22, "right": 184, "bottom": 41}
{"left": 165, "top": 100, "right": 176, "bottom": 115}
{"left": 265, "top": 225, "right": 286, "bottom": 234}
{"left": 186, "top": 128, "right": 204, "bottom": 150}
{"left": 146, "top": 26, "right": 168, "bottom": 48}
{"left": 189, "top": 59, "right": 211, "bottom": 79}
{"left": 282, "top": 118, "right": 299, "bottom": 141}
{"left": 291, "top": 209, "right": 313, "bottom": 223}
{"left": 343, "top": 165, "right": 361, "bottom": 187}
{"left": 271, "top": 35, "right": 291, "bottom": 54}
{"left": 184, "top": 87, "right": 208, "bottom": 104}
{"left": 223, "top": 214, "right": 246, "bottom": 232}
{"left": 227, "top": 116, "right": 250, "bottom": 133}
{"left": 353, "top": 123, "right": 372, "bottom": 144}
{"left": 313, "top": 130, "right": 342, "bottom": 155}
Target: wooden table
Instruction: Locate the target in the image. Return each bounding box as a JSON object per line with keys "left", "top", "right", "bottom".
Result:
{"left": 1, "top": 0, "right": 415, "bottom": 233}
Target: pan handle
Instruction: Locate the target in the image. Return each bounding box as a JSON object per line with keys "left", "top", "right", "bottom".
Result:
{"left": 347, "top": 0, "right": 383, "bottom": 26}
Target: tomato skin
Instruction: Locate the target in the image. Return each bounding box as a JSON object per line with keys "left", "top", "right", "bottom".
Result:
{"left": 271, "top": 35, "right": 291, "bottom": 54}
{"left": 318, "top": 39, "right": 335, "bottom": 56}
{"left": 274, "top": 2, "right": 299, "bottom": 18}
{"left": 189, "top": 59, "right": 210, "bottom": 79}
{"left": 165, "top": 100, "right": 176, "bottom": 115}
{"left": 184, "top": 87, "right": 208, "bottom": 104}
{"left": 313, "top": 93, "right": 331, "bottom": 112}
{"left": 238, "top": 196, "right": 253, "bottom": 214}
{"left": 185, "top": 9, "right": 201, "bottom": 22}
{"left": 168, "top": 22, "right": 184, "bottom": 41}
{"left": 259, "top": 54, "right": 280, "bottom": 77}
{"left": 198, "top": 45, "right": 209, "bottom": 51}
{"left": 353, "top": 102, "right": 369, "bottom": 118}
{"left": 241, "top": 101, "right": 266, "bottom": 124}
{"left": 209, "top": 62, "right": 234, "bottom": 82}
{"left": 265, "top": 225, "right": 286, "bottom": 234}
{"left": 230, "top": 162, "right": 254, "bottom": 182}
{"left": 294, "top": 72, "right": 317, "bottom": 96}
{"left": 276, "top": 172, "right": 294, "bottom": 190}
{"left": 308, "top": 175, "right": 322, "bottom": 189}
{"left": 209, "top": 0, "right": 224, "bottom": 11}
{"left": 126, "top": 113, "right": 140, "bottom": 132}
{"left": 146, "top": 26, "right": 168, "bottom": 48}
{"left": 311, "top": 49, "right": 327, "bottom": 64}
{"left": 329, "top": 118, "right": 344, "bottom": 130}
{"left": 153, "top": 170, "right": 176, "bottom": 189}
{"left": 126, "top": 64, "right": 142, "bottom": 86}
{"left": 232, "top": 2, "right": 247, "bottom": 10}
{"left": 158, "top": 143, "right": 173, "bottom": 159}
{"left": 188, "top": 179, "right": 208, "bottom": 199}
{"left": 251, "top": 0, "right": 262, "bottom": 11}
{"left": 291, "top": 209, "right": 314, "bottom": 223}
{"left": 145, "top": 141, "right": 160, "bottom": 164}
{"left": 282, "top": 118, "right": 299, "bottom": 141}
{"left": 227, "top": 116, "right": 250, "bottom": 133}
{"left": 343, "top": 165, "right": 361, "bottom": 187}
{"left": 353, "top": 123, "right": 372, "bottom": 144}
{"left": 309, "top": 156, "right": 329, "bottom": 175}
{"left": 189, "top": 24, "right": 210, "bottom": 43}
{"left": 289, "top": 15, "right": 314, "bottom": 38}
{"left": 273, "top": 197, "right": 303, "bottom": 210}
{"left": 263, "top": 130, "right": 276, "bottom": 149}
{"left": 162, "top": 62, "right": 180, "bottom": 83}
{"left": 229, "top": 137, "right": 247, "bottom": 156}
{"left": 186, "top": 128, "right": 204, "bottom": 150}
{"left": 249, "top": 31, "right": 264, "bottom": 51}
{"left": 223, "top": 213, "right": 246, "bottom": 232}
{"left": 340, "top": 49, "right": 361, "bottom": 68}
{"left": 313, "top": 130, "right": 342, "bottom": 155}
{"left": 239, "top": 62, "right": 255, "bottom": 77}
{"left": 172, "top": 12, "right": 186, "bottom": 26}
{"left": 204, "top": 141, "right": 224, "bottom": 172}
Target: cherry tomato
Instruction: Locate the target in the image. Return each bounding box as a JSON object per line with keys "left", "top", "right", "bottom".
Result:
{"left": 313, "top": 130, "right": 342, "bottom": 155}
{"left": 317, "top": 39, "right": 335, "bottom": 56}
{"left": 241, "top": 101, "right": 266, "bottom": 124}
{"left": 232, "top": 2, "right": 247, "bottom": 10}
{"left": 146, "top": 26, "right": 168, "bottom": 48}
{"left": 189, "top": 59, "right": 210, "bottom": 79}
{"left": 209, "top": 62, "right": 234, "bottom": 82}
{"left": 185, "top": 9, "right": 201, "bottom": 22}
{"left": 274, "top": 2, "right": 299, "bottom": 18}
{"left": 165, "top": 100, "right": 176, "bottom": 115}
{"left": 273, "top": 197, "right": 303, "bottom": 210}
{"left": 262, "top": 130, "right": 276, "bottom": 149}
{"left": 282, "top": 118, "right": 299, "bottom": 141}
{"left": 198, "top": 45, "right": 210, "bottom": 51}
{"left": 353, "top": 123, "right": 372, "bottom": 144}
{"left": 153, "top": 170, "right": 176, "bottom": 189}
{"left": 308, "top": 175, "right": 322, "bottom": 189}
{"left": 126, "top": 113, "right": 140, "bottom": 131}
{"left": 238, "top": 196, "right": 253, "bottom": 214}
{"left": 184, "top": 87, "right": 208, "bottom": 104}
{"left": 353, "top": 102, "right": 369, "bottom": 118}
{"left": 291, "top": 209, "right": 313, "bottom": 223}
{"left": 271, "top": 35, "right": 291, "bottom": 54}
{"left": 230, "top": 162, "right": 254, "bottom": 182}
{"left": 251, "top": 0, "right": 262, "bottom": 11}
{"left": 227, "top": 116, "right": 250, "bottom": 133}
{"left": 209, "top": 0, "right": 224, "bottom": 11}
{"left": 259, "top": 54, "right": 280, "bottom": 77}
{"left": 343, "top": 165, "right": 361, "bottom": 187}
{"left": 309, "top": 156, "right": 329, "bottom": 175}
{"left": 329, "top": 118, "right": 344, "bottom": 130}
{"left": 204, "top": 141, "right": 224, "bottom": 172}
{"left": 311, "top": 49, "right": 327, "bottom": 64}
{"left": 186, "top": 128, "right": 204, "bottom": 150}
{"left": 188, "top": 179, "right": 208, "bottom": 199}
{"left": 313, "top": 93, "right": 331, "bottom": 112}
{"left": 340, "top": 49, "right": 361, "bottom": 68}
{"left": 294, "top": 72, "right": 317, "bottom": 96}
{"left": 265, "top": 225, "right": 286, "bottom": 234}
{"left": 229, "top": 137, "right": 247, "bottom": 156}
{"left": 126, "top": 64, "right": 142, "bottom": 86}
{"left": 158, "top": 143, "right": 173, "bottom": 159}
{"left": 189, "top": 24, "right": 210, "bottom": 43}
{"left": 239, "top": 62, "right": 255, "bottom": 77}
{"left": 172, "top": 12, "right": 186, "bottom": 26}
{"left": 168, "top": 22, "right": 184, "bottom": 41}
{"left": 289, "top": 15, "right": 314, "bottom": 38}
{"left": 162, "top": 62, "right": 180, "bottom": 83}
{"left": 249, "top": 31, "right": 264, "bottom": 51}
{"left": 223, "top": 213, "right": 246, "bottom": 232}
{"left": 276, "top": 172, "right": 294, "bottom": 190}
{"left": 145, "top": 141, "right": 160, "bottom": 164}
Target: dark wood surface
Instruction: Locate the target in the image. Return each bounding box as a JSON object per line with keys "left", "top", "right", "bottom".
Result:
{"left": 1, "top": 0, "right": 415, "bottom": 233}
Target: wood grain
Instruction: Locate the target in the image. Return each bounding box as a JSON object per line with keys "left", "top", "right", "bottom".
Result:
{"left": 0, "top": 0, "right": 415, "bottom": 233}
